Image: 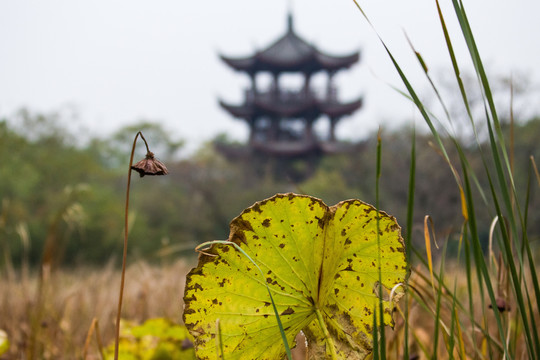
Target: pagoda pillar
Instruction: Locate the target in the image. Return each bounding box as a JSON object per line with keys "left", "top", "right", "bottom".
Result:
{"left": 303, "top": 73, "right": 312, "bottom": 97}
{"left": 270, "top": 116, "right": 279, "bottom": 142}
{"left": 329, "top": 117, "right": 338, "bottom": 142}
{"left": 250, "top": 73, "right": 258, "bottom": 94}
{"left": 326, "top": 70, "right": 337, "bottom": 102}
{"left": 248, "top": 118, "right": 256, "bottom": 144}
{"left": 305, "top": 117, "right": 316, "bottom": 143}
{"left": 271, "top": 73, "right": 280, "bottom": 99}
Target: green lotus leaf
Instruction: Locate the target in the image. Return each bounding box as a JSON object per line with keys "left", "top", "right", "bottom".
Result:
{"left": 104, "top": 318, "right": 196, "bottom": 360}
{"left": 0, "top": 329, "right": 9, "bottom": 356}
{"left": 183, "top": 193, "right": 409, "bottom": 359}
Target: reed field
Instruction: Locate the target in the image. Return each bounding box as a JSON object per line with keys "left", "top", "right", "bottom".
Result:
{"left": 0, "top": 258, "right": 538, "bottom": 359}
{"left": 0, "top": 261, "right": 192, "bottom": 359}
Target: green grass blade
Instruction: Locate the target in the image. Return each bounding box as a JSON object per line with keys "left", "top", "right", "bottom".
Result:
{"left": 375, "top": 129, "right": 386, "bottom": 359}
{"left": 483, "top": 121, "right": 537, "bottom": 357}
{"left": 434, "top": 0, "right": 475, "bottom": 130}
{"left": 403, "top": 124, "right": 416, "bottom": 360}
{"left": 459, "top": 152, "right": 513, "bottom": 358}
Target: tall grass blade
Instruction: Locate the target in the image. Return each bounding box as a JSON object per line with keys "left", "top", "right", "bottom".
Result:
{"left": 375, "top": 129, "right": 386, "bottom": 359}
{"left": 423, "top": 216, "right": 437, "bottom": 295}
{"left": 531, "top": 156, "right": 540, "bottom": 186}
{"left": 403, "top": 125, "right": 416, "bottom": 360}
{"left": 460, "top": 153, "right": 513, "bottom": 358}
{"left": 434, "top": 0, "right": 475, "bottom": 130}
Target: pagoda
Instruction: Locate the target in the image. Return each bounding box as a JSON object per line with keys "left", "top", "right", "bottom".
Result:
{"left": 218, "top": 13, "right": 362, "bottom": 161}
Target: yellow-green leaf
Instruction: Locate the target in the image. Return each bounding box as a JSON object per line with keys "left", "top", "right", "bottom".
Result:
{"left": 0, "top": 329, "right": 9, "bottom": 356}
{"left": 183, "top": 194, "right": 409, "bottom": 359}
{"left": 104, "top": 318, "right": 196, "bottom": 360}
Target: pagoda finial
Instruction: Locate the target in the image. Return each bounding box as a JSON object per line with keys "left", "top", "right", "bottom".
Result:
{"left": 287, "top": 12, "right": 294, "bottom": 33}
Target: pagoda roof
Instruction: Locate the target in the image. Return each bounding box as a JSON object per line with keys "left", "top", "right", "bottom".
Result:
{"left": 252, "top": 140, "right": 320, "bottom": 157}
{"left": 215, "top": 140, "right": 363, "bottom": 158}
{"left": 220, "top": 14, "right": 359, "bottom": 74}
{"left": 219, "top": 94, "right": 362, "bottom": 120}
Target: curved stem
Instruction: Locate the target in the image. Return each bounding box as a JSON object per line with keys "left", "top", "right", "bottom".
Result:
{"left": 113, "top": 131, "right": 141, "bottom": 360}
{"left": 315, "top": 308, "right": 338, "bottom": 360}
{"left": 138, "top": 132, "right": 151, "bottom": 154}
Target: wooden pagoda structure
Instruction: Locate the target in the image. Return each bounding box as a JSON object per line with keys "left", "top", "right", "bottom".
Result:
{"left": 217, "top": 14, "right": 363, "bottom": 159}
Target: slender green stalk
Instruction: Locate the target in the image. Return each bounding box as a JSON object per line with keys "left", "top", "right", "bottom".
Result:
{"left": 375, "top": 129, "right": 386, "bottom": 359}
{"left": 315, "top": 308, "right": 338, "bottom": 360}
{"left": 403, "top": 125, "right": 416, "bottom": 360}
{"left": 372, "top": 309, "right": 379, "bottom": 360}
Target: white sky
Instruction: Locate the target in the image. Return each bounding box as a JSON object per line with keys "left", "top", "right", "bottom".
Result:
{"left": 1, "top": 1, "right": 539, "bottom": 153}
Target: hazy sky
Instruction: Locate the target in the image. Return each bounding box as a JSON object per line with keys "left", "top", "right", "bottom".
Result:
{"left": 1, "top": 1, "right": 539, "bottom": 153}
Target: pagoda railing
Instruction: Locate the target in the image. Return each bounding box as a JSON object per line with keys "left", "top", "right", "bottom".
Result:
{"left": 245, "top": 86, "right": 338, "bottom": 105}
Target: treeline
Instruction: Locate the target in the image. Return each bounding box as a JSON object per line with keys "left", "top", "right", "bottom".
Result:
{"left": 1, "top": 109, "right": 539, "bottom": 268}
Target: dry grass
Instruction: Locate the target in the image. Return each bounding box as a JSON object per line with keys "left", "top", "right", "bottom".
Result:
{"left": 1, "top": 258, "right": 537, "bottom": 359}
{"left": 0, "top": 260, "right": 194, "bottom": 360}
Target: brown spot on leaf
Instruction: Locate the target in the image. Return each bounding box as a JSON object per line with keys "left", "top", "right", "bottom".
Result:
{"left": 262, "top": 218, "right": 271, "bottom": 227}
{"left": 232, "top": 231, "right": 248, "bottom": 246}
{"left": 280, "top": 307, "right": 295, "bottom": 316}
{"left": 315, "top": 215, "right": 325, "bottom": 229}
{"left": 364, "top": 307, "right": 372, "bottom": 316}
{"left": 235, "top": 218, "right": 254, "bottom": 232}
{"left": 279, "top": 243, "right": 285, "bottom": 248}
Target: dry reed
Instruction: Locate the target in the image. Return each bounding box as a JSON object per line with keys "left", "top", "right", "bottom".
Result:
{"left": 0, "top": 260, "right": 192, "bottom": 360}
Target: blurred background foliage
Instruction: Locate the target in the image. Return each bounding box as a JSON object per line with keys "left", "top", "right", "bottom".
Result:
{"left": 1, "top": 107, "right": 539, "bottom": 268}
